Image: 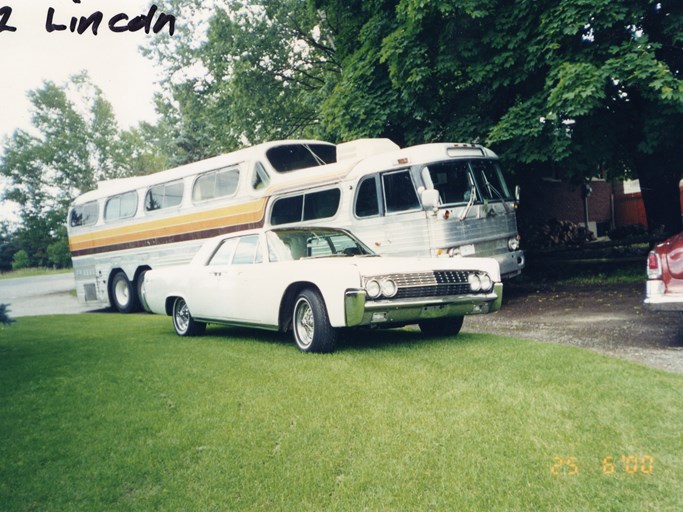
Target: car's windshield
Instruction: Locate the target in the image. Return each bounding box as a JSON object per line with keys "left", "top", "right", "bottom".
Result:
{"left": 266, "top": 228, "right": 375, "bottom": 261}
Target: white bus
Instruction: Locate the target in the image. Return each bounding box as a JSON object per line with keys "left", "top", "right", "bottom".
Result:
{"left": 67, "top": 138, "right": 524, "bottom": 312}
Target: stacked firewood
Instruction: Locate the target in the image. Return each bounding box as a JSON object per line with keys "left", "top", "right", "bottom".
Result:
{"left": 523, "top": 219, "right": 595, "bottom": 249}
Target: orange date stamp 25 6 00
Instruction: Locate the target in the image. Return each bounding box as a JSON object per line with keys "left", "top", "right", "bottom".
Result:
{"left": 551, "top": 455, "right": 655, "bottom": 476}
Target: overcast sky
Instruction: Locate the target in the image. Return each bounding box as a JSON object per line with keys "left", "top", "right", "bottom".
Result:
{"left": 0, "top": 0, "right": 175, "bottom": 222}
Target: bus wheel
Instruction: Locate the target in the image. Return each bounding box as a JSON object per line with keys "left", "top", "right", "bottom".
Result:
{"left": 418, "top": 316, "right": 464, "bottom": 337}
{"left": 110, "top": 271, "right": 140, "bottom": 313}
{"left": 172, "top": 297, "right": 206, "bottom": 336}
{"left": 292, "top": 289, "right": 337, "bottom": 353}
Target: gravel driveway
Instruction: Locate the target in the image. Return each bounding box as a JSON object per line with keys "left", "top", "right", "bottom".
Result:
{"left": 465, "top": 280, "right": 683, "bottom": 375}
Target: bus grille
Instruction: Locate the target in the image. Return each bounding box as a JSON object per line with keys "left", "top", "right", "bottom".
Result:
{"left": 83, "top": 283, "right": 97, "bottom": 302}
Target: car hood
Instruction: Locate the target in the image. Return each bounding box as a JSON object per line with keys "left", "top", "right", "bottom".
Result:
{"left": 300, "top": 256, "right": 500, "bottom": 281}
{"left": 656, "top": 232, "right": 683, "bottom": 279}
{"left": 147, "top": 256, "right": 502, "bottom": 283}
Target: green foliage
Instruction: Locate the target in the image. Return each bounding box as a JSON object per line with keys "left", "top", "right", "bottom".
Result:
{"left": 145, "top": 0, "right": 341, "bottom": 162}
{"left": 47, "top": 239, "right": 71, "bottom": 269}
{"left": 1, "top": 73, "right": 161, "bottom": 219}
{"left": 0, "top": 73, "right": 169, "bottom": 266}
{"left": 0, "top": 304, "right": 14, "bottom": 325}
{"left": 0, "top": 221, "right": 16, "bottom": 272}
{"left": 312, "top": 0, "right": 683, "bottom": 235}
{"left": 1, "top": 314, "right": 682, "bottom": 510}
{"left": 10, "top": 250, "right": 29, "bottom": 271}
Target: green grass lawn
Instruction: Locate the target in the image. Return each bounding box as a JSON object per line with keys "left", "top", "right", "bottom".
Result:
{"left": 1, "top": 314, "right": 682, "bottom": 511}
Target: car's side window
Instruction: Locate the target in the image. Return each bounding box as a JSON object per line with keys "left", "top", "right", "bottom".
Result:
{"left": 232, "top": 235, "right": 261, "bottom": 265}
{"left": 209, "top": 238, "right": 239, "bottom": 266}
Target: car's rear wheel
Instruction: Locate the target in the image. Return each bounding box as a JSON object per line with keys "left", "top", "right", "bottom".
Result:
{"left": 418, "top": 316, "right": 464, "bottom": 337}
{"left": 136, "top": 270, "right": 149, "bottom": 312}
{"left": 172, "top": 297, "right": 206, "bottom": 337}
{"left": 110, "top": 271, "right": 140, "bottom": 313}
{"left": 292, "top": 289, "right": 337, "bottom": 353}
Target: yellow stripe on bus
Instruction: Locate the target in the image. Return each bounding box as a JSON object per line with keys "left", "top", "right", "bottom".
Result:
{"left": 69, "top": 198, "right": 267, "bottom": 252}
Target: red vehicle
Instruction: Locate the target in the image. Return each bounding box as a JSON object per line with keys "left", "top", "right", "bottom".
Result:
{"left": 645, "top": 232, "right": 683, "bottom": 311}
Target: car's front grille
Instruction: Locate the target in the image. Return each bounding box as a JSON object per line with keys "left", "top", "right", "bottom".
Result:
{"left": 367, "top": 270, "right": 477, "bottom": 300}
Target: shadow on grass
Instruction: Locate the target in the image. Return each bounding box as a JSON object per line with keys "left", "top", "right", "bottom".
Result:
{"left": 202, "top": 323, "right": 481, "bottom": 353}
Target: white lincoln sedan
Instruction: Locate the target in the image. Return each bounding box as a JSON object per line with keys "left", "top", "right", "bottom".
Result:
{"left": 141, "top": 227, "right": 503, "bottom": 353}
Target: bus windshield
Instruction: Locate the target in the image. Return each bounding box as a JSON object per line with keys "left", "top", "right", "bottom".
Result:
{"left": 469, "top": 160, "right": 512, "bottom": 202}
{"left": 425, "top": 159, "right": 512, "bottom": 206}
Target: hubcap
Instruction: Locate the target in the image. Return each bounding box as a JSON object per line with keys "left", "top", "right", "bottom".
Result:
{"left": 175, "top": 300, "right": 190, "bottom": 333}
{"left": 294, "top": 298, "right": 314, "bottom": 348}
{"left": 114, "top": 278, "right": 130, "bottom": 307}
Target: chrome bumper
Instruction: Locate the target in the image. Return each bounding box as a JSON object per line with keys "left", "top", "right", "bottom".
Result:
{"left": 345, "top": 282, "right": 503, "bottom": 327}
{"left": 495, "top": 250, "right": 525, "bottom": 279}
{"left": 644, "top": 280, "right": 683, "bottom": 312}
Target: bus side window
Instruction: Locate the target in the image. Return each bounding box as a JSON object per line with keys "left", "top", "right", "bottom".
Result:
{"left": 193, "top": 168, "right": 240, "bottom": 202}
{"left": 270, "top": 189, "right": 340, "bottom": 225}
{"left": 303, "top": 189, "right": 340, "bottom": 221}
{"left": 252, "top": 162, "right": 270, "bottom": 190}
{"left": 146, "top": 180, "right": 184, "bottom": 211}
{"left": 271, "top": 195, "right": 304, "bottom": 225}
{"left": 70, "top": 201, "right": 99, "bottom": 227}
{"left": 383, "top": 170, "right": 420, "bottom": 213}
{"left": 105, "top": 191, "right": 138, "bottom": 222}
{"left": 355, "top": 176, "right": 380, "bottom": 217}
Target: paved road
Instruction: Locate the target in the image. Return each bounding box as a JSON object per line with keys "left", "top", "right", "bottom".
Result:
{"left": 0, "top": 273, "right": 101, "bottom": 317}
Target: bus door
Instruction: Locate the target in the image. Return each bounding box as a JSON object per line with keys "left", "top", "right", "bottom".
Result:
{"left": 351, "top": 169, "right": 431, "bottom": 257}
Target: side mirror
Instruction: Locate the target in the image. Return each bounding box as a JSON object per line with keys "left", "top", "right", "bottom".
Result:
{"left": 514, "top": 185, "right": 521, "bottom": 203}
{"left": 420, "top": 188, "right": 441, "bottom": 210}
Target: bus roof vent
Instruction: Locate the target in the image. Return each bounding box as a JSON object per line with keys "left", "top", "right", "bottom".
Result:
{"left": 337, "top": 138, "right": 400, "bottom": 162}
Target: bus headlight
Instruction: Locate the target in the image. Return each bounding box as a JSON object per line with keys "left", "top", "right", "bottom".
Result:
{"left": 365, "top": 279, "right": 381, "bottom": 298}
{"left": 380, "top": 279, "right": 397, "bottom": 298}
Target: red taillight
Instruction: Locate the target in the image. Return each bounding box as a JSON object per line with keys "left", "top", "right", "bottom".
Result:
{"left": 647, "top": 252, "right": 662, "bottom": 279}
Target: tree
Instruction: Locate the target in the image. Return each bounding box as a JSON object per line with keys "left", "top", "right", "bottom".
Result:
{"left": 47, "top": 226, "right": 72, "bottom": 268}
{"left": 11, "top": 250, "right": 30, "bottom": 271}
{"left": 0, "top": 221, "right": 17, "bottom": 272}
{"left": 0, "top": 73, "right": 170, "bottom": 267}
{"left": 144, "top": 0, "right": 341, "bottom": 162}
{"left": 315, "top": 0, "right": 683, "bottom": 237}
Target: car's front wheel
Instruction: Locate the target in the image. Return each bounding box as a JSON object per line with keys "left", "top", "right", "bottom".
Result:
{"left": 292, "top": 289, "right": 337, "bottom": 353}
{"left": 172, "top": 297, "right": 206, "bottom": 337}
{"left": 418, "top": 316, "right": 464, "bottom": 337}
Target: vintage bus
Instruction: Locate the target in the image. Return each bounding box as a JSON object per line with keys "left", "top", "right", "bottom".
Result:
{"left": 67, "top": 138, "right": 524, "bottom": 312}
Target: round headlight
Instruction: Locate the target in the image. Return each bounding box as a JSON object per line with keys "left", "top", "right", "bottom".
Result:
{"left": 508, "top": 237, "right": 520, "bottom": 251}
{"left": 380, "top": 279, "right": 397, "bottom": 298}
{"left": 479, "top": 273, "right": 493, "bottom": 292}
{"left": 468, "top": 273, "right": 482, "bottom": 292}
{"left": 365, "top": 279, "right": 381, "bottom": 298}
